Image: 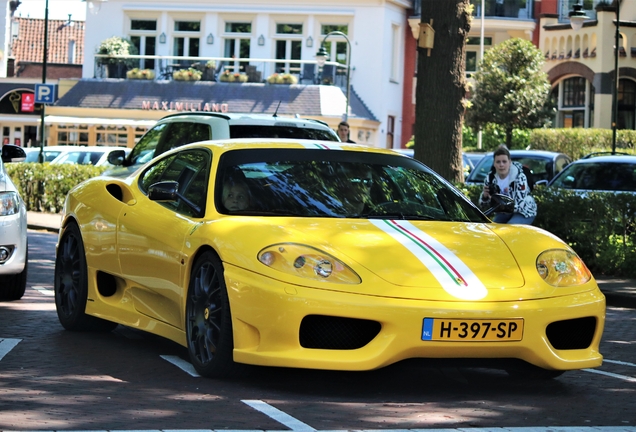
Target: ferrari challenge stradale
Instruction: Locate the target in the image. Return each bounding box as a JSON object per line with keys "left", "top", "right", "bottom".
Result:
{"left": 54, "top": 139, "right": 605, "bottom": 379}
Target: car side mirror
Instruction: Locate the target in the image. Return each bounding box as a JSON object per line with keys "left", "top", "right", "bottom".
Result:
{"left": 484, "top": 193, "right": 514, "bottom": 217}
{"left": 148, "top": 181, "right": 179, "bottom": 202}
{"left": 107, "top": 149, "right": 127, "bottom": 166}
{"left": 1, "top": 144, "right": 26, "bottom": 163}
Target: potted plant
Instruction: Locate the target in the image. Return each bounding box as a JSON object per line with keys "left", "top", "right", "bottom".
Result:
{"left": 126, "top": 68, "right": 155, "bottom": 80}
{"left": 219, "top": 70, "right": 236, "bottom": 82}
{"left": 173, "top": 68, "right": 202, "bottom": 81}
{"left": 97, "top": 36, "right": 139, "bottom": 78}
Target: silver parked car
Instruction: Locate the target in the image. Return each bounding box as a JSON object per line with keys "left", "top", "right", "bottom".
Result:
{"left": 0, "top": 144, "right": 28, "bottom": 300}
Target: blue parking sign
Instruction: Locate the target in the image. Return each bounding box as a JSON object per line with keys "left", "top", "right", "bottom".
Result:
{"left": 34, "top": 84, "right": 57, "bottom": 104}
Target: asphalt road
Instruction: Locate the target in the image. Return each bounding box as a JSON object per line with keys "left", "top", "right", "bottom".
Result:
{"left": 0, "top": 230, "right": 635, "bottom": 432}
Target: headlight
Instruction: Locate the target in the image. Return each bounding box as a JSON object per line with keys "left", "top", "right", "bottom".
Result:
{"left": 536, "top": 249, "right": 591, "bottom": 287}
{"left": 258, "top": 243, "right": 361, "bottom": 284}
{"left": 0, "top": 192, "right": 20, "bottom": 216}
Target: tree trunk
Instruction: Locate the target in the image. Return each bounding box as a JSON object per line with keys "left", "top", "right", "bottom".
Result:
{"left": 414, "top": 0, "right": 471, "bottom": 183}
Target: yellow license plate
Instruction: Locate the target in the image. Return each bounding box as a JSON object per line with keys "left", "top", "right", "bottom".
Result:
{"left": 421, "top": 318, "right": 524, "bottom": 341}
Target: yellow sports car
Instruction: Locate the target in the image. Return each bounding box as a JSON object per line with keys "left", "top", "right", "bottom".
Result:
{"left": 54, "top": 140, "right": 605, "bottom": 379}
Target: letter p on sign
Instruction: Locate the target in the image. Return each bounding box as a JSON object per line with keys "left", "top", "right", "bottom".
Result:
{"left": 35, "top": 84, "right": 56, "bottom": 104}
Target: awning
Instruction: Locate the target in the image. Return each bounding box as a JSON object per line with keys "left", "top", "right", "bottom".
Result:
{"left": 44, "top": 115, "right": 157, "bottom": 127}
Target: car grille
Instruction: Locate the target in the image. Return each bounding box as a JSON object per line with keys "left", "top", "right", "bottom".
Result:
{"left": 299, "top": 315, "right": 381, "bottom": 350}
{"left": 546, "top": 317, "right": 597, "bottom": 350}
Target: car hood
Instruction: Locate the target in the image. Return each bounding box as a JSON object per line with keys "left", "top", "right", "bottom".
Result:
{"left": 208, "top": 218, "right": 584, "bottom": 302}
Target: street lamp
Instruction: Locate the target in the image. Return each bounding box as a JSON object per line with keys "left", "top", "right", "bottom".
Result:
{"left": 316, "top": 31, "right": 351, "bottom": 121}
{"left": 569, "top": 0, "right": 619, "bottom": 154}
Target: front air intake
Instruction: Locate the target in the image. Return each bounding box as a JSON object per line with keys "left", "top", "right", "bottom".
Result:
{"left": 299, "top": 315, "right": 381, "bottom": 350}
{"left": 546, "top": 317, "right": 597, "bottom": 350}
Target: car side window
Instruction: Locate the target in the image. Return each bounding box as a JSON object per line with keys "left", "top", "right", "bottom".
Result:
{"left": 139, "top": 149, "right": 211, "bottom": 217}
{"left": 154, "top": 122, "right": 211, "bottom": 158}
{"left": 129, "top": 123, "right": 168, "bottom": 165}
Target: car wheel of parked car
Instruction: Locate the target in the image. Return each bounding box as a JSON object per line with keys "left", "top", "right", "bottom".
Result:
{"left": 54, "top": 222, "right": 117, "bottom": 332}
{"left": 186, "top": 251, "right": 237, "bottom": 378}
{"left": 0, "top": 243, "right": 27, "bottom": 301}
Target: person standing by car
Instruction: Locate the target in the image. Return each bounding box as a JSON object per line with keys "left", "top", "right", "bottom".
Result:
{"left": 337, "top": 121, "right": 356, "bottom": 143}
{"left": 479, "top": 145, "right": 537, "bottom": 224}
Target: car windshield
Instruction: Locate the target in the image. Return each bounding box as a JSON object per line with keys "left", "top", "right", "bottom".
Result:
{"left": 25, "top": 150, "right": 61, "bottom": 162}
{"left": 468, "top": 154, "right": 552, "bottom": 183}
{"left": 551, "top": 162, "right": 636, "bottom": 192}
{"left": 229, "top": 125, "right": 338, "bottom": 141}
{"left": 55, "top": 151, "right": 104, "bottom": 165}
{"left": 216, "top": 149, "right": 487, "bottom": 222}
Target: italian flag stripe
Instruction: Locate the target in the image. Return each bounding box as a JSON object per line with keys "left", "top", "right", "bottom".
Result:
{"left": 385, "top": 219, "right": 467, "bottom": 287}
{"left": 370, "top": 219, "right": 487, "bottom": 300}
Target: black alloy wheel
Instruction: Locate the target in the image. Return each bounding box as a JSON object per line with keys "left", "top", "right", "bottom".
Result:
{"left": 54, "top": 222, "right": 117, "bottom": 332}
{"left": 186, "top": 251, "right": 238, "bottom": 378}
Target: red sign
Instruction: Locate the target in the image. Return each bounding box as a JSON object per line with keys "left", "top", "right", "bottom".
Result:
{"left": 21, "top": 93, "right": 35, "bottom": 112}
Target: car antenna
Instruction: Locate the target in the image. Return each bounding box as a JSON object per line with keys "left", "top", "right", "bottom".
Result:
{"left": 273, "top": 100, "right": 282, "bottom": 118}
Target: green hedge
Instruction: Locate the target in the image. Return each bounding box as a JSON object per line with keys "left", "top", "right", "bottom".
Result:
{"left": 463, "top": 127, "right": 636, "bottom": 158}
{"left": 461, "top": 184, "right": 636, "bottom": 277}
{"left": 6, "top": 162, "right": 107, "bottom": 213}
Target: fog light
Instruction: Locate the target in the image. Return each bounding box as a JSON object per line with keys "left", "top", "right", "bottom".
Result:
{"left": 0, "top": 246, "right": 11, "bottom": 263}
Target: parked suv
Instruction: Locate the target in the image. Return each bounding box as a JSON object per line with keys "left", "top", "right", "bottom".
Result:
{"left": 105, "top": 112, "right": 340, "bottom": 177}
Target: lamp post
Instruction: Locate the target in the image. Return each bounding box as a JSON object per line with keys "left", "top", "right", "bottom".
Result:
{"left": 38, "top": 0, "right": 49, "bottom": 163}
{"left": 316, "top": 31, "right": 351, "bottom": 121}
{"left": 569, "top": 0, "right": 618, "bottom": 154}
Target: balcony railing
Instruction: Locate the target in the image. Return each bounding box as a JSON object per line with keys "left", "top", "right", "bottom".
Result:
{"left": 93, "top": 54, "right": 348, "bottom": 88}
{"left": 412, "top": 0, "right": 534, "bottom": 19}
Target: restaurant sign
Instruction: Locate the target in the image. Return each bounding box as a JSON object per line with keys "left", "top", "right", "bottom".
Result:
{"left": 141, "top": 101, "right": 229, "bottom": 112}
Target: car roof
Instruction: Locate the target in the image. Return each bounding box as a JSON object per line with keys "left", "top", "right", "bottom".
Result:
{"left": 163, "top": 138, "right": 392, "bottom": 155}
{"left": 158, "top": 111, "right": 333, "bottom": 128}
{"left": 571, "top": 154, "right": 636, "bottom": 164}
{"left": 479, "top": 149, "right": 568, "bottom": 158}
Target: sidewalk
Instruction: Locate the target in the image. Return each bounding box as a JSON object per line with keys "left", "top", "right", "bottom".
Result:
{"left": 26, "top": 211, "right": 636, "bottom": 308}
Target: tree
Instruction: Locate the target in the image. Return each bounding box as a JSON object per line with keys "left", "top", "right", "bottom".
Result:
{"left": 467, "top": 38, "right": 554, "bottom": 148}
{"left": 414, "top": 0, "right": 471, "bottom": 183}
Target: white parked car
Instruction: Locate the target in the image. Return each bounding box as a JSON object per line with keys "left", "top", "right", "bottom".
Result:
{"left": 23, "top": 146, "right": 73, "bottom": 163}
{"left": 50, "top": 146, "right": 130, "bottom": 167}
{"left": 0, "top": 144, "right": 28, "bottom": 300}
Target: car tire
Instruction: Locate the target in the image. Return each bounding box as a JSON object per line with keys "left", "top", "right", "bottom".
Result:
{"left": 0, "top": 243, "right": 27, "bottom": 301}
{"left": 186, "top": 250, "right": 240, "bottom": 378}
{"left": 54, "top": 222, "right": 117, "bottom": 332}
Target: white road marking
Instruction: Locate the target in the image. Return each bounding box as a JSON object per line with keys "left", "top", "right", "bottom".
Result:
{"left": 604, "top": 358, "right": 636, "bottom": 368}
{"left": 160, "top": 355, "right": 200, "bottom": 377}
{"left": 32, "top": 286, "right": 54, "bottom": 296}
{"left": 0, "top": 338, "right": 21, "bottom": 361}
{"left": 242, "top": 399, "right": 316, "bottom": 432}
{"left": 584, "top": 368, "right": 636, "bottom": 383}
{"left": 2, "top": 427, "right": 635, "bottom": 432}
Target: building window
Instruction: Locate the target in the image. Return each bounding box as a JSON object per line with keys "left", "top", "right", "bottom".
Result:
{"left": 275, "top": 23, "right": 303, "bottom": 74}
{"left": 465, "top": 51, "right": 477, "bottom": 73}
{"left": 562, "top": 76, "right": 586, "bottom": 107}
{"left": 56, "top": 125, "right": 89, "bottom": 146}
{"left": 390, "top": 24, "right": 400, "bottom": 82}
{"left": 173, "top": 20, "right": 201, "bottom": 67}
{"left": 321, "top": 24, "right": 348, "bottom": 35}
{"left": 618, "top": 78, "right": 636, "bottom": 130}
{"left": 552, "top": 76, "right": 594, "bottom": 128}
{"left": 129, "top": 19, "right": 157, "bottom": 70}
{"left": 224, "top": 22, "right": 252, "bottom": 73}
{"left": 386, "top": 115, "right": 395, "bottom": 149}
{"left": 466, "top": 36, "right": 492, "bottom": 46}
{"left": 96, "top": 126, "right": 128, "bottom": 146}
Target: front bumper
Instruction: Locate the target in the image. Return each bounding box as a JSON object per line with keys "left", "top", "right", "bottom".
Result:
{"left": 225, "top": 265, "right": 605, "bottom": 372}
{"left": 0, "top": 208, "right": 27, "bottom": 275}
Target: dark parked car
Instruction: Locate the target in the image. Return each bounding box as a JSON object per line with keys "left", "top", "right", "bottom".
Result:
{"left": 548, "top": 153, "right": 636, "bottom": 194}
{"left": 392, "top": 149, "right": 484, "bottom": 177}
{"left": 465, "top": 150, "right": 572, "bottom": 186}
